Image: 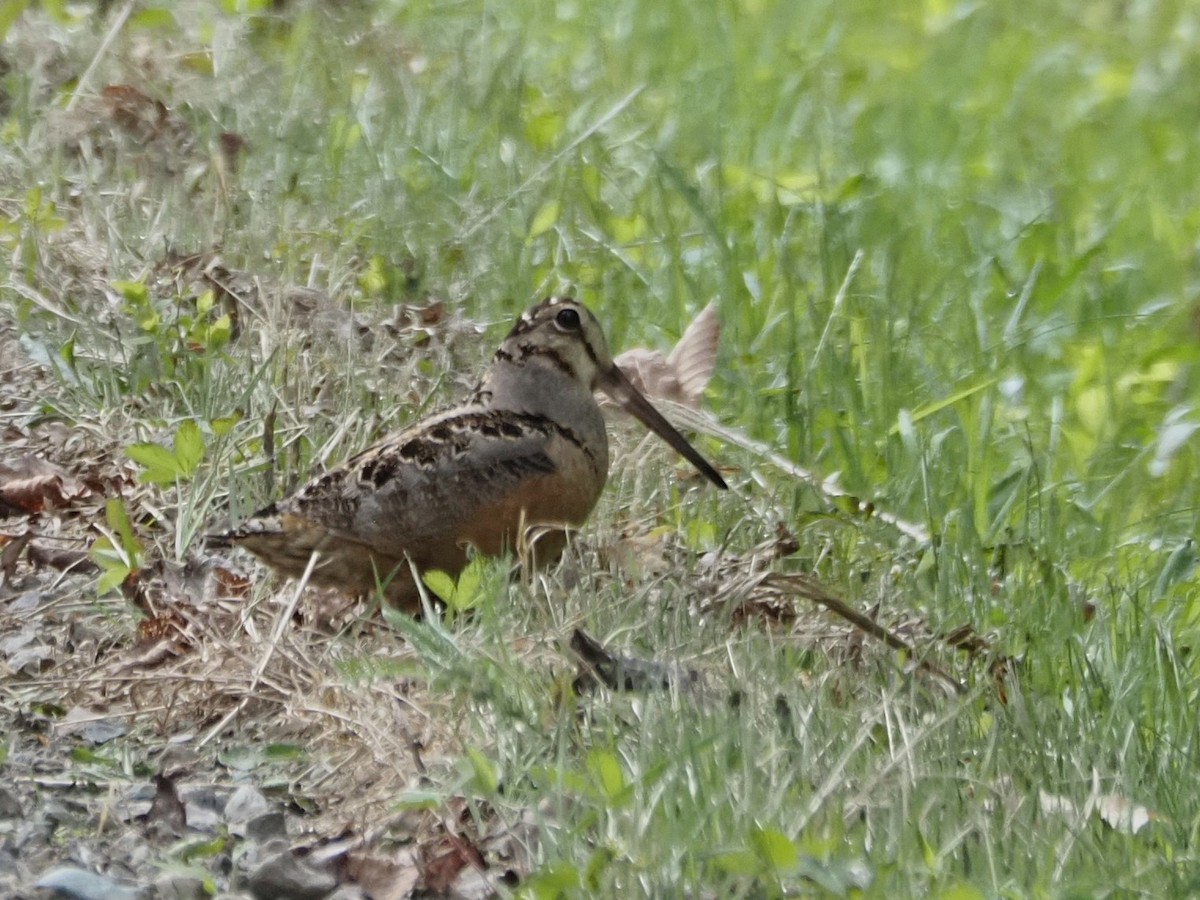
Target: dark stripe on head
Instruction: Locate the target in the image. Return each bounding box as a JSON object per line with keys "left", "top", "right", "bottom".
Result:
{"left": 576, "top": 323, "right": 601, "bottom": 370}
{"left": 518, "top": 341, "right": 578, "bottom": 380}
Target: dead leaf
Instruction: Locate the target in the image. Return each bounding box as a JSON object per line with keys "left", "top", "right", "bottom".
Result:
{"left": 218, "top": 131, "right": 247, "bottom": 172}
{"left": 615, "top": 301, "right": 719, "bottom": 408}
{"left": 140, "top": 772, "right": 187, "bottom": 836}
{"left": 569, "top": 628, "right": 701, "bottom": 694}
{"left": 57, "top": 705, "right": 128, "bottom": 745}
{"left": 0, "top": 531, "right": 31, "bottom": 580}
{"left": 137, "top": 612, "right": 185, "bottom": 646}
{"left": 211, "top": 563, "right": 251, "bottom": 599}
{"left": 1096, "top": 792, "right": 1155, "bottom": 834}
{"left": 0, "top": 456, "right": 92, "bottom": 514}
{"left": 101, "top": 84, "right": 191, "bottom": 150}
{"left": 941, "top": 623, "right": 991, "bottom": 656}
{"left": 0, "top": 627, "right": 55, "bottom": 674}
{"left": 27, "top": 541, "right": 97, "bottom": 574}
{"left": 420, "top": 831, "right": 486, "bottom": 894}
{"left": 1038, "top": 775, "right": 1158, "bottom": 835}
{"left": 344, "top": 850, "right": 421, "bottom": 900}
{"left": 730, "top": 593, "right": 798, "bottom": 629}
{"left": 412, "top": 299, "right": 445, "bottom": 326}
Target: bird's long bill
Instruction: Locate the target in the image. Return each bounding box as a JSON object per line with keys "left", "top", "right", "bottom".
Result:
{"left": 599, "top": 365, "right": 728, "bottom": 490}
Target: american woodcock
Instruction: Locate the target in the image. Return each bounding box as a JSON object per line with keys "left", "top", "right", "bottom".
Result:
{"left": 222, "top": 297, "right": 727, "bottom": 610}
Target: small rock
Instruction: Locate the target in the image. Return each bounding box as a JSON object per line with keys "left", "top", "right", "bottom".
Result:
{"left": 245, "top": 812, "right": 288, "bottom": 845}
{"left": 0, "top": 786, "right": 23, "bottom": 818}
{"left": 78, "top": 719, "right": 128, "bottom": 745}
{"left": 8, "top": 590, "right": 48, "bottom": 612}
{"left": 224, "top": 786, "right": 271, "bottom": 827}
{"left": 181, "top": 785, "right": 225, "bottom": 833}
{"left": 449, "top": 866, "right": 496, "bottom": 900}
{"left": 32, "top": 865, "right": 144, "bottom": 900}
{"left": 247, "top": 849, "right": 337, "bottom": 900}
{"left": 153, "top": 871, "right": 209, "bottom": 900}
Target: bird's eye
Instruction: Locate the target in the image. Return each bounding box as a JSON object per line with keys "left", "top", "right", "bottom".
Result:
{"left": 555, "top": 307, "right": 582, "bottom": 331}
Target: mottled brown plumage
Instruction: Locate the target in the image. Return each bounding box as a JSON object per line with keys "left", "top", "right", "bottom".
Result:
{"left": 221, "top": 298, "right": 726, "bottom": 610}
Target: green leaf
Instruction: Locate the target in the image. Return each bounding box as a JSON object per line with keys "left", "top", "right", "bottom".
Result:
{"left": 207, "top": 313, "right": 233, "bottom": 348}
{"left": 95, "top": 559, "right": 131, "bottom": 596}
{"left": 523, "top": 103, "right": 564, "bottom": 151}
{"left": 888, "top": 376, "right": 998, "bottom": 435}
{"left": 0, "top": 1, "right": 32, "bottom": 43}
{"left": 452, "top": 557, "right": 485, "bottom": 609}
{"left": 1152, "top": 539, "right": 1197, "bottom": 600}
{"left": 466, "top": 746, "right": 499, "bottom": 795}
{"left": 935, "top": 883, "right": 986, "bottom": 900}
{"left": 71, "top": 746, "right": 115, "bottom": 766}
{"left": 528, "top": 200, "right": 561, "bottom": 240}
{"left": 210, "top": 413, "right": 242, "bottom": 437}
{"left": 92, "top": 502, "right": 139, "bottom": 595}
{"left": 750, "top": 826, "right": 798, "bottom": 873}
{"left": 421, "top": 569, "right": 457, "bottom": 601}
{"left": 527, "top": 764, "right": 591, "bottom": 796}
{"left": 711, "top": 849, "right": 761, "bottom": 876}
{"left": 523, "top": 860, "right": 580, "bottom": 899}
{"left": 105, "top": 499, "right": 140, "bottom": 562}
{"left": 129, "top": 8, "right": 178, "bottom": 31}
{"left": 583, "top": 846, "right": 615, "bottom": 891}
{"left": 112, "top": 279, "right": 149, "bottom": 305}
{"left": 173, "top": 420, "right": 204, "bottom": 476}
{"left": 263, "top": 743, "right": 306, "bottom": 760}
{"left": 126, "top": 443, "right": 182, "bottom": 484}
{"left": 58, "top": 333, "right": 76, "bottom": 372}
{"left": 586, "top": 749, "right": 630, "bottom": 806}
{"left": 40, "top": 0, "right": 71, "bottom": 22}
{"left": 393, "top": 791, "right": 442, "bottom": 810}
{"left": 358, "top": 255, "right": 388, "bottom": 296}
{"left": 179, "top": 835, "right": 228, "bottom": 863}
{"left": 422, "top": 558, "right": 488, "bottom": 613}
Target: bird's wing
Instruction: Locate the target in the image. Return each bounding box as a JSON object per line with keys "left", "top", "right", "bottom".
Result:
{"left": 271, "top": 407, "right": 597, "bottom": 554}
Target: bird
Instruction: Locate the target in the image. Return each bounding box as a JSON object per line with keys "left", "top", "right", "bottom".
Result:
{"left": 220, "top": 297, "right": 727, "bottom": 611}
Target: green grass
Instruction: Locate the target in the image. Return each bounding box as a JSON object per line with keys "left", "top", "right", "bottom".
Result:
{"left": 4, "top": 0, "right": 1200, "bottom": 895}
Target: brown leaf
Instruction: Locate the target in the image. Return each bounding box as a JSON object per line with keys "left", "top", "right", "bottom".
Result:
{"left": 113, "top": 639, "right": 185, "bottom": 674}
{"left": 730, "top": 594, "right": 798, "bottom": 629}
{"left": 420, "top": 831, "right": 486, "bottom": 894}
{"left": 344, "top": 851, "right": 421, "bottom": 900}
{"left": 569, "top": 628, "right": 701, "bottom": 693}
{"left": 141, "top": 772, "right": 187, "bottom": 836}
{"left": 101, "top": 84, "right": 172, "bottom": 143}
{"left": 1096, "top": 792, "right": 1156, "bottom": 834}
{"left": 136, "top": 612, "right": 188, "bottom": 648}
{"left": 940, "top": 623, "right": 991, "bottom": 656}
{"left": 211, "top": 563, "right": 252, "bottom": 599}
{"left": 0, "top": 531, "right": 31, "bottom": 580}
{"left": 417, "top": 300, "right": 445, "bottom": 326}
{"left": 615, "top": 301, "right": 719, "bottom": 408}
{"left": 218, "top": 131, "right": 247, "bottom": 172}
{"left": 27, "top": 541, "right": 97, "bottom": 574}
{"left": 666, "top": 301, "right": 720, "bottom": 403}
{"left": 0, "top": 456, "right": 92, "bottom": 514}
